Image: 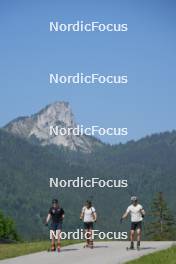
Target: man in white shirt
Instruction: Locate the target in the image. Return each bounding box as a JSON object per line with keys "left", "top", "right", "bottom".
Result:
{"left": 80, "top": 200, "right": 97, "bottom": 248}
{"left": 121, "top": 196, "right": 145, "bottom": 249}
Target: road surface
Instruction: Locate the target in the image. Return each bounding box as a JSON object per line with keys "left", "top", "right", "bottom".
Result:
{"left": 0, "top": 241, "right": 174, "bottom": 264}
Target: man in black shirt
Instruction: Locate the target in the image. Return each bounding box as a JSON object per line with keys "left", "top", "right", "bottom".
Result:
{"left": 45, "top": 199, "right": 65, "bottom": 252}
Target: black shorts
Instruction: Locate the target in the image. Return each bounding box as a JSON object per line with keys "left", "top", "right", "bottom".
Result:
{"left": 50, "top": 222, "right": 62, "bottom": 231}
{"left": 84, "top": 222, "right": 93, "bottom": 230}
{"left": 131, "top": 221, "right": 142, "bottom": 231}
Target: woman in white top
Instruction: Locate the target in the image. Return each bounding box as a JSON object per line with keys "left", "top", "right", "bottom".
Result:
{"left": 80, "top": 200, "right": 97, "bottom": 248}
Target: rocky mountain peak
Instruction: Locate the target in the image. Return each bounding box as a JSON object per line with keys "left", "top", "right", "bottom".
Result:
{"left": 36, "top": 101, "right": 76, "bottom": 127}
{"left": 3, "top": 102, "right": 101, "bottom": 152}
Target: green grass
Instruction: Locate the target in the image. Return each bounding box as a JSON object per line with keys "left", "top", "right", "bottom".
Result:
{"left": 126, "top": 246, "right": 176, "bottom": 264}
{"left": 0, "top": 240, "right": 82, "bottom": 260}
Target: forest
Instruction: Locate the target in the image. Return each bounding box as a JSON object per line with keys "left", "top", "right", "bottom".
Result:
{"left": 0, "top": 129, "right": 176, "bottom": 240}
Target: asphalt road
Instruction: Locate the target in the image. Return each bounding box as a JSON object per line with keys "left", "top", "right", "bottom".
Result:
{"left": 0, "top": 241, "right": 174, "bottom": 264}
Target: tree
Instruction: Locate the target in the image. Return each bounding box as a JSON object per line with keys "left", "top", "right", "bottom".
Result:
{"left": 0, "top": 211, "right": 20, "bottom": 241}
{"left": 146, "top": 192, "right": 176, "bottom": 240}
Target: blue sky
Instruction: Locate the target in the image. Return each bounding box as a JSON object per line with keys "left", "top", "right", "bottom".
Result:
{"left": 0, "top": 0, "right": 176, "bottom": 144}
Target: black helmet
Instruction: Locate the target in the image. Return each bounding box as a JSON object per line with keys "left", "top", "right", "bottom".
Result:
{"left": 86, "top": 200, "right": 92, "bottom": 207}
{"left": 52, "top": 199, "right": 58, "bottom": 204}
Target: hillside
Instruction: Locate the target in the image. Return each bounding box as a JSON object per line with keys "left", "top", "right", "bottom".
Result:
{"left": 0, "top": 129, "right": 176, "bottom": 239}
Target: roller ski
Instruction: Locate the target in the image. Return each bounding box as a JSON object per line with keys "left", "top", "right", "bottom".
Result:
{"left": 83, "top": 239, "right": 94, "bottom": 249}
{"left": 83, "top": 244, "right": 89, "bottom": 248}
{"left": 126, "top": 242, "right": 135, "bottom": 251}
{"left": 84, "top": 244, "right": 94, "bottom": 249}
{"left": 48, "top": 242, "right": 61, "bottom": 253}
{"left": 83, "top": 236, "right": 90, "bottom": 248}
{"left": 48, "top": 243, "right": 56, "bottom": 252}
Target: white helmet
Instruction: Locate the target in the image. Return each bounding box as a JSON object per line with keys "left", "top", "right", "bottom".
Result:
{"left": 131, "top": 196, "right": 138, "bottom": 202}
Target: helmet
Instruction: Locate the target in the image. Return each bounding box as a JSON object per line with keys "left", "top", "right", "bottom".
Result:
{"left": 52, "top": 199, "right": 58, "bottom": 204}
{"left": 86, "top": 200, "right": 92, "bottom": 207}
{"left": 131, "top": 196, "right": 138, "bottom": 202}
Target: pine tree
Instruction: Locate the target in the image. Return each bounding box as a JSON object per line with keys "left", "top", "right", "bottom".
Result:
{"left": 146, "top": 192, "right": 176, "bottom": 240}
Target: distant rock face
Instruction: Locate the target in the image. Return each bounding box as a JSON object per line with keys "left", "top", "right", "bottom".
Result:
{"left": 4, "top": 102, "right": 101, "bottom": 152}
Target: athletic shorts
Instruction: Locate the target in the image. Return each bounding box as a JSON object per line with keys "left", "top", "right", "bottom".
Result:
{"left": 50, "top": 222, "right": 62, "bottom": 231}
{"left": 84, "top": 222, "right": 93, "bottom": 230}
{"left": 131, "top": 221, "right": 142, "bottom": 231}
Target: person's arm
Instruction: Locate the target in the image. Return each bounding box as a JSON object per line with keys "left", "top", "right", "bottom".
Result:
{"left": 120, "top": 207, "right": 130, "bottom": 223}
{"left": 46, "top": 213, "right": 51, "bottom": 225}
{"left": 61, "top": 209, "right": 65, "bottom": 220}
{"left": 80, "top": 207, "right": 84, "bottom": 220}
{"left": 93, "top": 211, "right": 97, "bottom": 222}
{"left": 122, "top": 210, "right": 129, "bottom": 219}
{"left": 140, "top": 207, "right": 145, "bottom": 218}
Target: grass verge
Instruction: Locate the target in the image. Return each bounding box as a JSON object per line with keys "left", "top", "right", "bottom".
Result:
{"left": 0, "top": 240, "right": 82, "bottom": 260}
{"left": 126, "top": 245, "right": 176, "bottom": 264}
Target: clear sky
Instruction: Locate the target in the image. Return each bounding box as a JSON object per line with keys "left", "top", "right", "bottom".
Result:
{"left": 0, "top": 0, "right": 176, "bottom": 144}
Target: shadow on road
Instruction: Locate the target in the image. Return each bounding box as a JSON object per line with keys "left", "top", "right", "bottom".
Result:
{"left": 139, "top": 247, "right": 156, "bottom": 250}
{"left": 93, "top": 245, "right": 109, "bottom": 249}
{"left": 61, "top": 248, "right": 79, "bottom": 252}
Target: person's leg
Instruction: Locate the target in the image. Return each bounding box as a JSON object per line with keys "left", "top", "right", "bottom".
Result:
{"left": 51, "top": 233, "right": 55, "bottom": 251}
{"left": 50, "top": 223, "right": 56, "bottom": 251}
{"left": 87, "top": 229, "right": 91, "bottom": 245}
{"left": 136, "top": 228, "right": 142, "bottom": 248}
{"left": 84, "top": 223, "right": 89, "bottom": 246}
{"left": 136, "top": 221, "right": 142, "bottom": 248}
{"left": 85, "top": 229, "right": 90, "bottom": 246}
{"left": 57, "top": 229, "right": 61, "bottom": 252}
{"left": 87, "top": 229, "right": 92, "bottom": 247}
{"left": 84, "top": 222, "right": 90, "bottom": 246}
{"left": 130, "top": 222, "right": 135, "bottom": 249}
{"left": 130, "top": 230, "right": 135, "bottom": 248}
{"left": 56, "top": 223, "right": 62, "bottom": 252}
{"left": 137, "top": 228, "right": 141, "bottom": 242}
{"left": 89, "top": 223, "right": 94, "bottom": 248}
